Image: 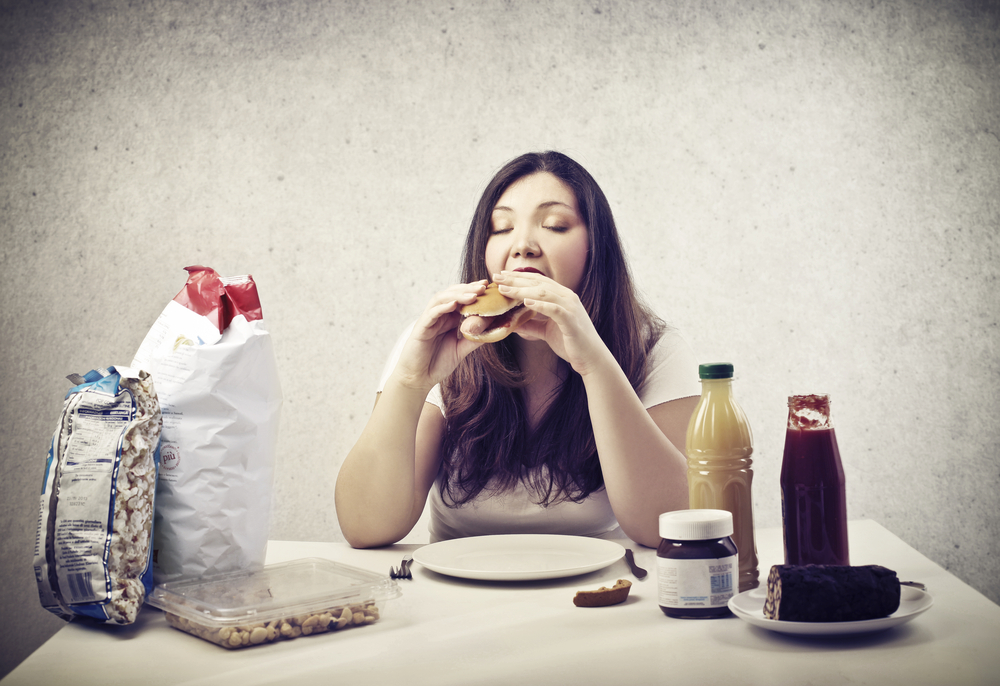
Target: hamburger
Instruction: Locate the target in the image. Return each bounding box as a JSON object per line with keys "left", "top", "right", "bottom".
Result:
{"left": 459, "top": 283, "right": 535, "bottom": 342}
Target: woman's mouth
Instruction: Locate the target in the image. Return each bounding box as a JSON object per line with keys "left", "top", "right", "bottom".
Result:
{"left": 513, "top": 267, "right": 544, "bottom": 275}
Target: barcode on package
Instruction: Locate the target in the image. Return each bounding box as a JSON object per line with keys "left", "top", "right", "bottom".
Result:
{"left": 709, "top": 562, "right": 734, "bottom": 606}
{"left": 67, "top": 571, "right": 96, "bottom": 603}
{"left": 711, "top": 569, "right": 733, "bottom": 594}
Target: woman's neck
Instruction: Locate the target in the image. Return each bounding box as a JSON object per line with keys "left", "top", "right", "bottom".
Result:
{"left": 516, "top": 338, "right": 560, "bottom": 378}
{"left": 515, "top": 338, "right": 566, "bottom": 428}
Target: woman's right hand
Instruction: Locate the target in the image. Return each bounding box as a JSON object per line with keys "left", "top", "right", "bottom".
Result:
{"left": 339, "top": 283, "right": 485, "bottom": 548}
{"left": 390, "top": 280, "right": 488, "bottom": 392}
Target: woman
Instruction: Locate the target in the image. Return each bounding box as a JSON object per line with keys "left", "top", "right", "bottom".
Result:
{"left": 335, "top": 151, "right": 699, "bottom": 548}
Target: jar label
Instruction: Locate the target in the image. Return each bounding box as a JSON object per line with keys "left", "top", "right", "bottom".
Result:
{"left": 657, "top": 555, "right": 737, "bottom": 609}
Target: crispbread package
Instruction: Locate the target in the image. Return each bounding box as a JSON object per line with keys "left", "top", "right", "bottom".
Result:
{"left": 131, "top": 266, "right": 282, "bottom": 583}
{"left": 34, "top": 367, "right": 162, "bottom": 625}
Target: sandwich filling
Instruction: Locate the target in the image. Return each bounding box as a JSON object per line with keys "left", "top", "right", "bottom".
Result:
{"left": 466, "top": 304, "right": 525, "bottom": 335}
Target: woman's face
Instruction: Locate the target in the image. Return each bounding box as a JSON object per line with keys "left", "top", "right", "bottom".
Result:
{"left": 484, "top": 172, "right": 589, "bottom": 292}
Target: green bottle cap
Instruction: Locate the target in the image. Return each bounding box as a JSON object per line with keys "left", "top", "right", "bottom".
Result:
{"left": 698, "top": 363, "right": 734, "bottom": 379}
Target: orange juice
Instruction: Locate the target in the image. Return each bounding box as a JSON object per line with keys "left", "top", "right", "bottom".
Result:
{"left": 685, "top": 363, "right": 759, "bottom": 591}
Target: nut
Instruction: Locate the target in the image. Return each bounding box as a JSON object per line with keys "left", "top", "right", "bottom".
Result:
{"left": 165, "top": 601, "right": 383, "bottom": 649}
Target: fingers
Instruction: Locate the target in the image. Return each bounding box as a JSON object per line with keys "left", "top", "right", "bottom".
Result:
{"left": 460, "top": 314, "right": 490, "bottom": 337}
{"left": 493, "top": 271, "right": 568, "bottom": 308}
{"left": 492, "top": 270, "right": 589, "bottom": 339}
{"left": 492, "top": 270, "right": 547, "bottom": 288}
{"left": 417, "top": 280, "right": 488, "bottom": 334}
{"left": 439, "top": 279, "right": 488, "bottom": 308}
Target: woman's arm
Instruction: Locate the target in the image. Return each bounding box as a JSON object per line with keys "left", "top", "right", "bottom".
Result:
{"left": 335, "top": 387, "right": 445, "bottom": 548}
{"left": 335, "top": 282, "right": 485, "bottom": 548}
{"left": 493, "top": 270, "right": 695, "bottom": 547}
{"left": 579, "top": 346, "right": 696, "bottom": 547}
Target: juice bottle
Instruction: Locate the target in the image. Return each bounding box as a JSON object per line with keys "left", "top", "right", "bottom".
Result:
{"left": 685, "top": 363, "right": 759, "bottom": 592}
{"left": 780, "top": 394, "right": 849, "bottom": 566}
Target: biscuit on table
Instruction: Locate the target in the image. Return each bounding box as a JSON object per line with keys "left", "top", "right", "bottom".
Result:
{"left": 573, "top": 579, "right": 632, "bottom": 607}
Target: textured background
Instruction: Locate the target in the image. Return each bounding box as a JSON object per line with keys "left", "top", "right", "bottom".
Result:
{"left": 1, "top": 0, "right": 998, "bottom": 676}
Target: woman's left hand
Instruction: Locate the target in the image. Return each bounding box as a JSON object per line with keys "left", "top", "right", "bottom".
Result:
{"left": 492, "top": 271, "right": 609, "bottom": 375}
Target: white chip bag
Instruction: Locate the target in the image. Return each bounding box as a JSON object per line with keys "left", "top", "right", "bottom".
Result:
{"left": 132, "top": 266, "right": 282, "bottom": 583}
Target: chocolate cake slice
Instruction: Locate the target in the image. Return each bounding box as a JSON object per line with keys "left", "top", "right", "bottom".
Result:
{"left": 763, "top": 565, "right": 901, "bottom": 622}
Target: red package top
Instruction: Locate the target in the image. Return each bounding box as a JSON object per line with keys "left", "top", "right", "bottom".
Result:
{"left": 172, "top": 266, "right": 263, "bottom": 333}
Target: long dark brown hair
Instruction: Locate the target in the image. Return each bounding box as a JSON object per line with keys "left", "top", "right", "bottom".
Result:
{"left": 440, "top": 151, "right": 664, "bottom": 507}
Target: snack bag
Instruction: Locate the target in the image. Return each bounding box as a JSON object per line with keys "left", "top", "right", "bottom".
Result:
{"left": 34, "top": 367, "right": 162, "bottom": 625}
{"left": 132, "top": 266, "right": 282, "bottom": 583}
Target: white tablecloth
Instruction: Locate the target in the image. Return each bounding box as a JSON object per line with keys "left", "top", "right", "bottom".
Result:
{"left": 5, "top": 520, "right": 999, "bottom": 686}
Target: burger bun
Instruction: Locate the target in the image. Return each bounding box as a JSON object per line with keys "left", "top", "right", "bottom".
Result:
{"left": 459, "top": 283, "right": 535, "bottom": 343}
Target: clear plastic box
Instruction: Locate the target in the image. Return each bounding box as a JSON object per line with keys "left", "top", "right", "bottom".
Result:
{"left": 147, "top": 558, "right": 401, "bottom": 649}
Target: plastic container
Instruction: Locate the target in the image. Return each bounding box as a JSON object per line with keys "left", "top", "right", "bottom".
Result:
{"left": 147, "top": 558, "right": 401, "bottom": 649}
{"left": 657, "top": 509, "right": 738, "bottom": 619}
{"left": 780, "top": 394, "right": 849, "bottom": 566}
{"left": 685, "top": 363, "right": 759, "bottom": 591}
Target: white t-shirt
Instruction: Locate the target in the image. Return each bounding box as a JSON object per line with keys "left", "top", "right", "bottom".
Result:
{"left": 376, "top": 322, "right": 700, "bottom": 542}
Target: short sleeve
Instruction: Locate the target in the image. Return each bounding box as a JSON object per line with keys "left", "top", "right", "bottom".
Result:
{"left": 636, "top": 327, "right": 701, "bottom": 408}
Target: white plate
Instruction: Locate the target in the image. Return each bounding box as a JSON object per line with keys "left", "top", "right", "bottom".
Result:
{"left": 728, "top": 585, "right": 933, "bottom": 635}
{"left": 412, "top": 534, "right": 625, "bottom": 581}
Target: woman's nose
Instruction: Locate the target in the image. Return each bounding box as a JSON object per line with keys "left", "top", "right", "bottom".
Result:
{"left": 511, "top": 228, "right": 540, "bottom": 258}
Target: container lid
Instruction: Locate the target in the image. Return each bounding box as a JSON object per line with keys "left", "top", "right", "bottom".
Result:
{"left": 659, "top": 509, "right": 734, "bottom": 540}
{"left": 698, "top": 363, "right": 734, "bottom": 379}
{"left": 146, "top": 558, "right": 401, "bottom": 627}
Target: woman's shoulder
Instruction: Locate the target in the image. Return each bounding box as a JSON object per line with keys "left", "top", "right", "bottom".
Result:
{"left": 638, "top": 324, "right": 700, "bottom": 407}
{"left": 651, "top": 324, "right": 696, "bottom": 358}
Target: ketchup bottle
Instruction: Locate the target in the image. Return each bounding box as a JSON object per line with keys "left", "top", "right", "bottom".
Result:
{"left": 780, "top": 394, "right": 849, "bottom": 566}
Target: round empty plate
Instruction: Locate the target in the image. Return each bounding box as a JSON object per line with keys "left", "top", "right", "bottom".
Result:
{"left": 412, "top": 534, "right": 625, "bottom": 581}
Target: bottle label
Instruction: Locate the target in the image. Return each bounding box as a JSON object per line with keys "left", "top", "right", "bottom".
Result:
{"left": 657, "top": 554, "right": 737, "bottom": 609}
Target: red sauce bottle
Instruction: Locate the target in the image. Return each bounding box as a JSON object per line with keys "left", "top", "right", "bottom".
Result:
{"left": 780, "top": 394, "right": 849, "bottom": 566}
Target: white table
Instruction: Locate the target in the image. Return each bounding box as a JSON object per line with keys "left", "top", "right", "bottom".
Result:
{"left": 5, "top": 520, "right": 999, "bottom": 686}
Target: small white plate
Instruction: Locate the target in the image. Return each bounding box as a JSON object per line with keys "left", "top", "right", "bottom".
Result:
{"left": 412, "top": 534, "right": 625, "bottom": 581}
{"left": 728, "top": 585, "right": 933, "bottom": 635}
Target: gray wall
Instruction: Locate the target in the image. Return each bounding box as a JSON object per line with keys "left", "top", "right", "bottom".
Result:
{"left": 2, "top": 0, "right": 997, "bottom": 676}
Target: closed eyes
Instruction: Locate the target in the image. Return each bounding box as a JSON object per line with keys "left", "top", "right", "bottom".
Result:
{"left": 489, "top": 225, "right": 569, "bottom": 235}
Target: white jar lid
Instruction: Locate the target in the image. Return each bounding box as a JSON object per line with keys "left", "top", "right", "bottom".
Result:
{"left": 659, "top": 509, "right": 734, "bottom": 540}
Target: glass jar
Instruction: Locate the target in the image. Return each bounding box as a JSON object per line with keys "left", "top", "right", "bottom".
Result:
{"left": 657, "top": 509, "right": 738, "bottom": 619}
